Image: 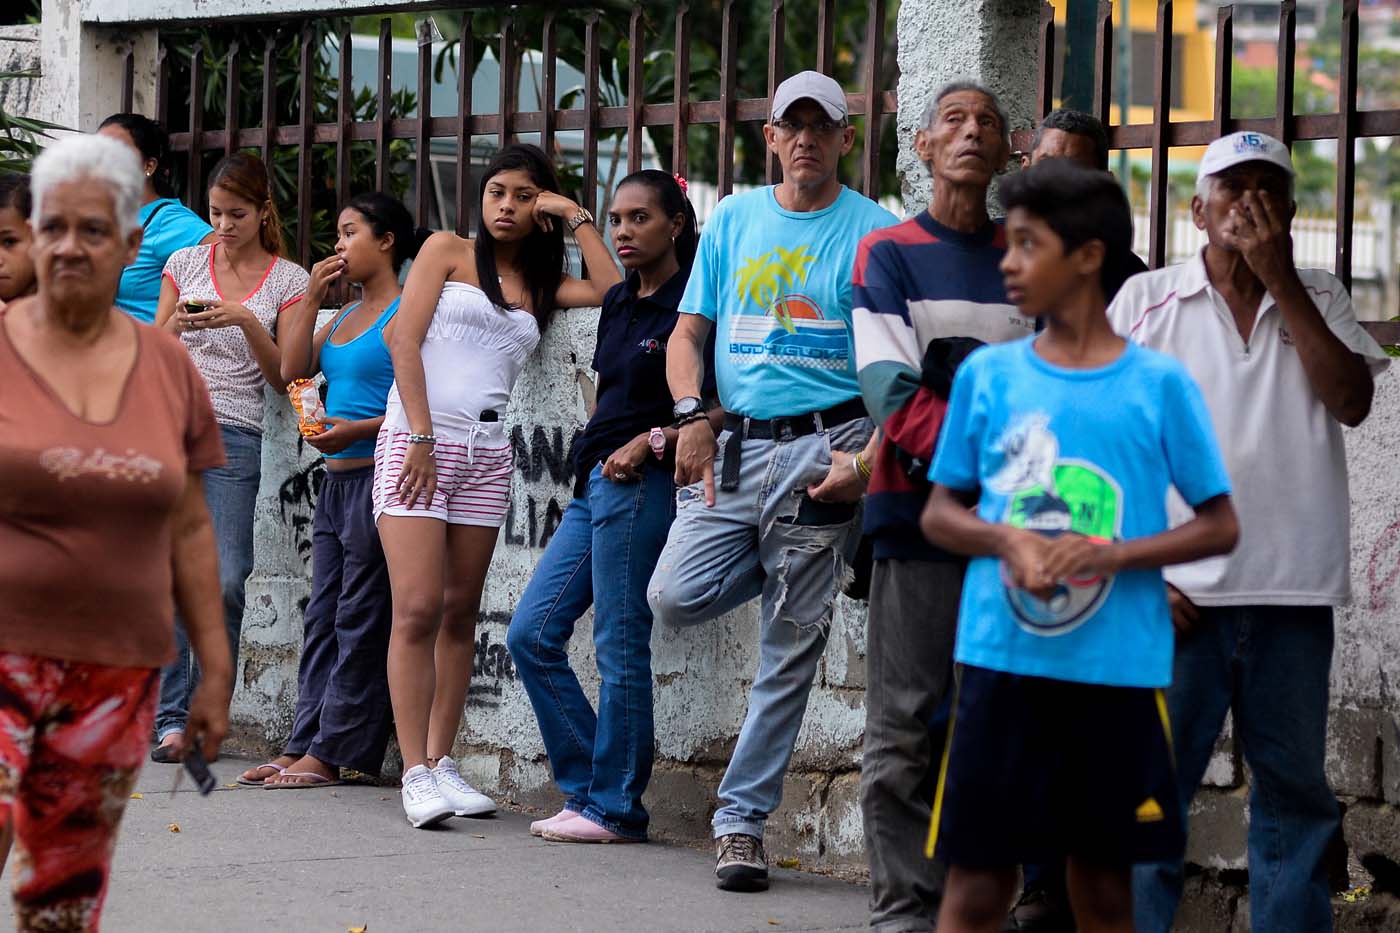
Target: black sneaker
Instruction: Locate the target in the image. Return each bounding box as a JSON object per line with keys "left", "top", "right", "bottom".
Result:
{"left": 1002, "top": 885, "right": 1076, "bottom": 932}
{"left": 715, "top": 833, "right": 769, "bottom": 892}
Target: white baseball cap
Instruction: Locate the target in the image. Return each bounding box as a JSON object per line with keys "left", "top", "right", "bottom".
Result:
{"left": 770, "top": 71, "right": 848, "bottom": 122}
{"left": 1197, "top": 131, "right": 1295, "bottom": 183}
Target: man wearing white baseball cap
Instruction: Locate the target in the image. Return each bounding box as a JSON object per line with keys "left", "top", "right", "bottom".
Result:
{"left": 650, "top": 68, "right": 895, "bottom": 892}
{"left": 1108, "top": 130, "right": 1388, "bottom": 932}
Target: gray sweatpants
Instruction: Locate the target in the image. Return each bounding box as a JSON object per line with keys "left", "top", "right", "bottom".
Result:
{"left": 860, "top": 558, "right": 963, "bottom": 932}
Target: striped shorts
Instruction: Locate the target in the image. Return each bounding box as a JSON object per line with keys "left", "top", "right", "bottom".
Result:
{"left": 373, "top": 425, "right": 514, "bottom": 527}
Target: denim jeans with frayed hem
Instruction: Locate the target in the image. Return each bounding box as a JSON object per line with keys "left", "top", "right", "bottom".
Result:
{"left": 646, "top": 415, "right": 873, "bottom": 841}
{"left": 1132, "top": 605, "right": 1340, "bottom": 933}
{"left": 155, "top": 423, "right": 261, "bottom": 740}
{"left": 507, "top": 462, "right": 674, "bottom": 840}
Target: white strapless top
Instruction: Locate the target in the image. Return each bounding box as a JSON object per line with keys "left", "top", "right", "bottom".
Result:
{"left": 384, "top": 281, "right": 541, "bottom": 440}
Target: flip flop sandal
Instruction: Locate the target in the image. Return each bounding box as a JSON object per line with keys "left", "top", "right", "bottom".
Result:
{"left": 236, "top": 763, "right": 289, "bottom": 786}
{"left": 262, "top": 771, "right": 341, "bottom": 790}
{"left": 150, "top": 743, "right": 182, "bottom": 765}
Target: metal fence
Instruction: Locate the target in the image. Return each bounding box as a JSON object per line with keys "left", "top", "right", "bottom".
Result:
{"left": 119, "top": 1, "right": 895, "bottom": 270}
{"left": 1026, "top": 0, "right": 1400, "bottom": 293}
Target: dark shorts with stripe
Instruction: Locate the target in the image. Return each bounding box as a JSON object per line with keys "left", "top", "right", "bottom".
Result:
{"left": 928, "top": 663, "right": 1185, "bottom": 869}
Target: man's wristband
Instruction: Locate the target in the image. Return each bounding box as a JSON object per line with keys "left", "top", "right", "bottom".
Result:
{"left": 673, "top": 411, "right": 708, "bottom": 429}
{"left": 853, "top": 452, "right": 872, "bottom": 482}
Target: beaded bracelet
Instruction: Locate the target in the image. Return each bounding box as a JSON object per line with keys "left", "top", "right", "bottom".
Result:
{"left": 408, "top": 433, "right": 438, "bottom": 446}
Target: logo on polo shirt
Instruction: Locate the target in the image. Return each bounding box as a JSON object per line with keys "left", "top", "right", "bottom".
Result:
{"left": 638, "top": 337, "right": 666, "bottom": 354}
{"left": 987, "top": 413, "right": 1123, "bottom": 636}
{"left": 728, "top": 245, "right": 848, "bottom": 370}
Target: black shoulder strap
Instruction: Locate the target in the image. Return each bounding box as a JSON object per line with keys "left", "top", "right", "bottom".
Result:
{"left": 142, "top": 201, "right": 172, "bottom": 231}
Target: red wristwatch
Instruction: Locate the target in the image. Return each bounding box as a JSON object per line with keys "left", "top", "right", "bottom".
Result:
{"left": 648, "top": 427, "right": 667, "bottom": 460}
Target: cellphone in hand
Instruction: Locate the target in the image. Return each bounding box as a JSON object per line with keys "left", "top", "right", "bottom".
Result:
{"left": 183, "top": 747, "right": 216, "bottom": 796}
{"left": 184, "top": 300, "right": 207, "bottom": 314}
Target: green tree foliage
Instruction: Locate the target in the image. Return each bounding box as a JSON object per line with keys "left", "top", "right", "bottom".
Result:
{"left": 161, "top": 18, "right": 415, "bottom": 260}
{"left": 397, "top": 2, "right": 899, "bottom": 196}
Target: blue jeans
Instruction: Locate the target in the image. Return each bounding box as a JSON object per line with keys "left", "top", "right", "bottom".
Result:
{"left": 1133, "top": 605, "right": 1340, "bottom": 933}
{"left": 155, "top": 423, "right": 261, "bottom": 739}
{"left": 647, "top": 415, "right": 872, "bottom": 840}
{"left": 506, "top": 461, "right": 674, "bottom": 839}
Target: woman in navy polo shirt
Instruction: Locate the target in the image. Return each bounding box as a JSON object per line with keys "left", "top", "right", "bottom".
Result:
{"left": 508, "top": 171, "right": 718, "bottom": 843}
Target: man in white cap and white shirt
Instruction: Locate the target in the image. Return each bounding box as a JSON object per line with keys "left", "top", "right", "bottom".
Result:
{"left": 649, "top": 70, "right": 894, "bottom": 892}
{"left": 1108, "top": 130, "right": 1388, "bottom": 933}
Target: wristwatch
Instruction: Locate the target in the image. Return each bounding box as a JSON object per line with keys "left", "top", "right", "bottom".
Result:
{"left": 566, "top": 206, "right": 595, "bottom": 232}
{"left": 672, "top": 396, "right": 704, "bottom": 421}
{"left": 648, "top": 427, "right": 667, "bottom": 460}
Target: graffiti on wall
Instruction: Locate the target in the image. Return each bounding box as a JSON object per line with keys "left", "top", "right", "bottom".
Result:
{"left": 506, "top": 424, "right": 584, "bottom": 550}
{"left": 276, "top": 456, "right": 325, "bottom": 564}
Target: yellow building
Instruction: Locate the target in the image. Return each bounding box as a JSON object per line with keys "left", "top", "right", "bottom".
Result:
{"left": 1046, "top": 0, "right": 1216, "bottom": 127}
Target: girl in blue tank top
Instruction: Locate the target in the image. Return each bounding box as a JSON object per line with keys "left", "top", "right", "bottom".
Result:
{"left": 238, "top": 193, "right": 426, "bottom": 790}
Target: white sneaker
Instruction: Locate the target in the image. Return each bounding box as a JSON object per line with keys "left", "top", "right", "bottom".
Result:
{"left": 400, "top": 764, "right": 454, "bottom": 828}
{"left": 432, "top": 757, "right": 497, "bottom": 817}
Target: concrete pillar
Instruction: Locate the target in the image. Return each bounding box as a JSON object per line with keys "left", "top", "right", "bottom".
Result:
{"left": 41, "top": 0, "right": 158, "bottom": 132}
{"left": 895, "top": 0, "right": 1042, "bottom": 215}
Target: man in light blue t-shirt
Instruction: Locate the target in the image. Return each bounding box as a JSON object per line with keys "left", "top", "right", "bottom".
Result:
{"left": 648, "top": 70, "right": 895, "bottom": 893}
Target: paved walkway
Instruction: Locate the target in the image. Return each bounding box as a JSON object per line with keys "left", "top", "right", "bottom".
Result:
{"left": 1, "top": 757, "right": 869, "bottom": 932}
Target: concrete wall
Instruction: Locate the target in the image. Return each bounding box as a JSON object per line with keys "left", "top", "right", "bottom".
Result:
{"left": 233, "top": 304, "right": 873, "bottom": 863}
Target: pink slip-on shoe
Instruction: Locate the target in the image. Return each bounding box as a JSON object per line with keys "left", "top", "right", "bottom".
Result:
{"left": 540, "top": 815, "right": 645, "bottom": 844}
{"left": 529, "top": 808, "right": 580, "bottom": 837}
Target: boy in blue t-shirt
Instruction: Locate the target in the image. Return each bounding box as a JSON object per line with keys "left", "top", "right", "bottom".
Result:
{"left": 920, "top": 159, "right": 1239, "bottom": 932}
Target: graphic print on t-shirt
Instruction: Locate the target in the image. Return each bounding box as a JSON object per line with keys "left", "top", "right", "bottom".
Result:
{"left": 728, "top": 245, "right": 848, "bottom": 370}
{"left": 986, "top": 413, "right": 1123, "bottom": 636}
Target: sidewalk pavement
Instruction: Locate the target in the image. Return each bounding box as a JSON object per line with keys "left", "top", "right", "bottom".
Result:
{"left": 1, "top": 756, "right": 869, "bottom": 932}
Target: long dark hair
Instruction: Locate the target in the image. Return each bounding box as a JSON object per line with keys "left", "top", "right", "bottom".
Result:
{"left": 474, "top": 143, "right": 565, "bottom": 331}
{"left": 208, "top": 151, "right": 286, "bottom": 257}
{"left": 345, "top": 192, "right": 429, "bottom": 274}
{"left": 99, "top": 113, "right": 175, "bottom": 198}
{"left": 614, "top": 169, "right": 699, "bottom": 272}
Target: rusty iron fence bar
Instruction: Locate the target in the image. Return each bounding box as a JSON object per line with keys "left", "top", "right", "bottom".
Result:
{"left": 297, "top": 28, "right": 315, "bottom": 265}
{"left": 375, "top": 20, "right": 392, "bottom": 194}
{"left": 455, "top": 13, "right": 474, "bottom": 236}
{"left": 1334, "top": 0, "right": 1359, "bottom": 286}
{"left": 860, "top": 0, "right": 885, "bottom": 200}
{"left": 626, "top": 6, "right": 645, "bottom": 176}
{"left": 671, "top": 4, "right": 690, "bottom": 180}
{"left": 336, "top": 23, "right": 353, "bottom": 214}
{"left": 1275, "top": 0, "right": 1296, "bottom": 148}
{"left": 224, "top": 42, "right": 241, "bottom": 160}
{"left": 816, "top": 0, "right": 836, "bottom": 76}
{"left": 186, "top": 41, "right": 204, "bottom": 212}
{"left": 1091, "top": 1, "right": 1111, "bottom": 127}
{"left": 765, "top": 0, "right": 785, "bottom": 187}
{"left": 716, "top": 0, "right": 739, "bottom": 198}
{"left": 539, "top": 14, "right": 556, "bottom": 167}
{"left": 151, "top": 7, "right": 894, "bottom": 261}
{"left": 1030, "top": 0, "right": 1400, "bottom": 293}
{"left": 416, "top": 21, "right": 434, "bottom": 229}
{"left": 1147, "top": 0, "right": 1173, "bottom": 269}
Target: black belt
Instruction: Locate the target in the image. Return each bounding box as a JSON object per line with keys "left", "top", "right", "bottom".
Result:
{"left": 718, "top": 397, "right": 868, "bottom": 492}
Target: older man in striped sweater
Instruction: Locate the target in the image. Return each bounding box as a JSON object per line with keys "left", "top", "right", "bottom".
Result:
{"left": 850, "top": 81, "right": 1035, "bottom": 933}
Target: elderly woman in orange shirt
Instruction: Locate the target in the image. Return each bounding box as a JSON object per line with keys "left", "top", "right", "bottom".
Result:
{"left": 0, "top": 134, "right": 232, "bottom": 930}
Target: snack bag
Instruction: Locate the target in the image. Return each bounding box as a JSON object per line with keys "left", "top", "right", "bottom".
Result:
{"left": 287, "top": 378, "right": 328, "bottom": 436}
